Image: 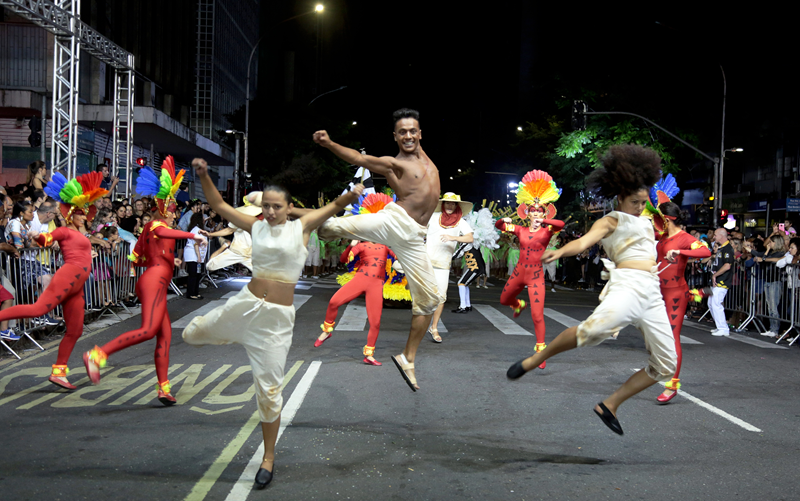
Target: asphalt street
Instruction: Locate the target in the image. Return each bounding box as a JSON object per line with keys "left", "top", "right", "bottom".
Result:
{"left": 0, "top": 275, "right": 797, "bottom": 501}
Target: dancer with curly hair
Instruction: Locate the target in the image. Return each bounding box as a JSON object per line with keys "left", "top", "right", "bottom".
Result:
{"left": 507, "top": 144, "right": 677, "bottom": 435}
{"left": 83, "top": 156, "right": 206, "bottom": 404}
{"left": 495, "top": 170, "right": 564, "bottom": 368}
{"left": 0, "top": 172, "right": 106, "bottom": 389}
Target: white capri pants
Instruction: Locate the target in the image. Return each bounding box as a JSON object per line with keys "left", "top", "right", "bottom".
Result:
{"left": 543, "top": 261, "right": 557, "bottom": 281}
{"left": 318, "top": 202, "right": 444, "bottom": 316}
{"left": 577, "top": 268, "right": 677, "bottom": 382}
{"left": 182, "top": 286, "right": 294, "bottom": 423}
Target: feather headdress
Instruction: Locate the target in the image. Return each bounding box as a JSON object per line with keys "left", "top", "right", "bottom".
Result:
{"left": 641, "top": 173, "right": 680, "bottom": 236}
{"left": 44, "top": 171, "right": 108, "bottom": 223}
{"left": 515, "top": 169, "right": 562, "bottom": 220}
{"left": 350, "top": 193, "right": 396, "bottom": 216}
{"left": 135, "top": 155, "right": 184, "bottom": 216}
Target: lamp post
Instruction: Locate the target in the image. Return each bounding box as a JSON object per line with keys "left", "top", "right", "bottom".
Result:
{"left": 244, "top": 4, "right": 324, "bottom": 178}
{"left": 226, "top": 129, "right": 244, "bottom": 207}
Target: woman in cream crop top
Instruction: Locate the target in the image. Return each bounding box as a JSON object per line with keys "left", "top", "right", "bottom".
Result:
{"left": 600, "top": 211, "right": 657, "bottom": 264}
{"left": 507, "top": 144, "right": 675, "bottom": 438}
{"left": 194, "top": 158, "right": 364, "bottom": 489}
{"left": 250, "top": 218, "right": 308, "bottom": 284}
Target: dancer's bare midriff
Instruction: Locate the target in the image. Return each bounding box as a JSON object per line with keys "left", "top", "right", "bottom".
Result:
{"left": 248, "top": 278, "right": 295, "bottom": 307}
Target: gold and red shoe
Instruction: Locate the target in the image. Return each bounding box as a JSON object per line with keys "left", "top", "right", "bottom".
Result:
{"left": 315, "top": 321, "right": 335, "bottom": 347}
{"left": 363, "top": 345, "right": 382, "bottom": 366}
{"left": 156, "top": 380, "right": 177, "bottom": 406}
{"left": 535, "top": 342, "right": 547, "bottom": 369}
{"left": 511, "top": 300, "right": 527, "bottom": 318}
{"left": 83, "top": 346, "right": 107, "bottom": 385}
{"left": 657, "top": 378, "right": 680, "bottom": 404}
{"left": 48, "top": 364, "right": 77, "bottom": 390}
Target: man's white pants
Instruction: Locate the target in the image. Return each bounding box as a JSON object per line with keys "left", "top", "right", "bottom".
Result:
{"left": 709, "top": 286, "right": 729, "bottom": 332}
{"left": 318, "top": 202, "right": 444, "bottom": 316}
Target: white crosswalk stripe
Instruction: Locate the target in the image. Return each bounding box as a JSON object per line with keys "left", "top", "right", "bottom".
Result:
{"left": 472, "top": 304, "right": 532, "bottom": 336}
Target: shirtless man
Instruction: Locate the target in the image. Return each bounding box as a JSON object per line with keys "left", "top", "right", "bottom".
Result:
{"left": 311, "top": 108, "right": 443, "bottom": 391}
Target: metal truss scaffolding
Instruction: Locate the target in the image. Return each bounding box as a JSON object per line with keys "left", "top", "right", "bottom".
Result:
{"left": 192, "top": 0, "right": 214, "bottom": 139}
{"left": 0, "top": 0, "right": 135, "bottom": 191}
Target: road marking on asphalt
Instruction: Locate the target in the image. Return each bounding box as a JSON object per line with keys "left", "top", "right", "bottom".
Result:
{"left": 293, "top": 294, "right": 312, "bottom": 310}
{"left": 472, "top": 304, "right": 532, "bottom": 336}
{"left": 222, "top": 291, "right": 238, "bottom": 299}
{"left": 336, "top": 303, "right": 367, "bottom": 331}
{"left": 172, "top": 300, "right": 228, "bottom": 328}
{"left": 631, "top": 369, "right": 762, "bottom": 433}
{"left": 190, "top": 405, "right": 244, "bottom": 415}
{"left": 542, "top": 308, "right": 580, "bottom": 327}
{"left": 225, "top": 361, "right": 322, "bottom": 501}
{"left": 436, "top": 319, "right": 448, "bottom": 333}
{"left": 728, "top": 333, "right": 788, "bottom": 349}
{"left": 183, "top": 360, "right": 304, "bottom": 501}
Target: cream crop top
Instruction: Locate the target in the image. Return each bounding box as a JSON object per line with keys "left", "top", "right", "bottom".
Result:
{"left": 251, "top": 218, "right": 308, "bottom": 283}
{"left": 600, "top": 211, "right": 656, "bottom": 263}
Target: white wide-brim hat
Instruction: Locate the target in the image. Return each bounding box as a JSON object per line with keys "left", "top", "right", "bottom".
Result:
{"left": 235, "top": 191, "right": 263, "bottom": 217}
{"left": 436, "top": 192, "right": 473, "bottom": 214}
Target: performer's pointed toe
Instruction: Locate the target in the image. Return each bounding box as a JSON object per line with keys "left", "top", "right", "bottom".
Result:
{"left": 507, "top": 360, "right": 527, "bottom": 380}
{"left": 254, "top": 467, "right": 273, "bottom": 489}
{"left": 48, "top": 375, "right": 77, "bottom": 390}
{"left": 363, "top": 356, "right": 382, "bottom": 366}
{"left": 594, "top": 403, "right": 623, "bottom": 435}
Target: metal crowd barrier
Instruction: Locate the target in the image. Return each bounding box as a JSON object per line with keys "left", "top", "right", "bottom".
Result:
{"left": 692, "top": 257, "right": 799, "bottom": 346}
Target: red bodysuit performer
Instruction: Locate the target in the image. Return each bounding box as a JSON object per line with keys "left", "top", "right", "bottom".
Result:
{"left": 83, "top": 156, "right": 205, "bottom": 405}
{"left": 314, "top": 193, "right": 398, "bottom": 365}
{"left": 496, "top": 170, "right": 564, "bottom": 369}
{"left": 0, "top": 171, "right": 107, "bottom": 389}
{"left": 654, "top": 201, "right": 710, "bottom": 403}
{"left": 315, "top": 240, "right": 396, "bottom": 365}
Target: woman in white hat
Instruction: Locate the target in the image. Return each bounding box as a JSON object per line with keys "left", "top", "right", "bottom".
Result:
{"left": 425, "top": 192, "right": 473, "bottom": 342}
{"left": 206, "top": 192, "right": 263, "bottom": 272}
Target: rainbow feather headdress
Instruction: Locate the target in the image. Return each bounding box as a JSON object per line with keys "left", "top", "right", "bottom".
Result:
{"left": 641, "top": 173, "right": 680, "bottom": 235}
{"left": 515, "top": 169, "right": 562, "bottom": 220}
{"left": 350, "top": 192, "right": 396, "bottom": 216}
{"left": 44, "top": 171, "right": 108, "bottom": 223}
{"left": 135, "top": 155, "right": 184, "bottom": 216}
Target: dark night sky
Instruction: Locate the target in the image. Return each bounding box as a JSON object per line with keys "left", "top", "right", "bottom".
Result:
{"left": 260, "top": 3, "right": 795, "bottom": 198}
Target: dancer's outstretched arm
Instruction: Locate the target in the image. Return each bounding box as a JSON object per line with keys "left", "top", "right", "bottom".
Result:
{"left": 543, "top": 216, "right": 616, "bottom": 264}
{"left": 299, "top": 185, "right": 364, "bottom": 242}
{"left": 313, "top": 130, "right": 404, "bottom": 180}
{"left": 193, "top": 158, "right": 258, "bottom": 233}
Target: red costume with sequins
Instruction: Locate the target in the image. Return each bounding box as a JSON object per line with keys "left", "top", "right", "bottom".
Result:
{"left": 0, "top": 228, "right": 91, "bottom": 365}
{"left": 656, "top": 231, "right": 711, "bottom": 387}
{"left": 322, "top": 242, "right": 396, "bottom": 357}
{"left": 496, "top": 218, "right": 565, "bottom": 347}
{"left": 98, "top": 220, "right": 196, "bottom": 386}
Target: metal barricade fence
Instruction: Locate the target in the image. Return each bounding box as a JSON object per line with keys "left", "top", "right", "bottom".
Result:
{"left": 691, "top": 255, "right": 800, "bottom": 345}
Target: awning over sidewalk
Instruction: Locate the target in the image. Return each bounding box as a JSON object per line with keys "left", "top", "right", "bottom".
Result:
{"left": 79, "top": 105, "right": 235, "bottom": 166}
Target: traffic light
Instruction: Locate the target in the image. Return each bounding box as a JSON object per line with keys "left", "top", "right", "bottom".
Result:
{"left": 28, "top": 116, "right": 42, "bottom": 148}
{"left": 571, "top": 100, "right": 587, "bottom": 131}
{"left": 135, "top": 157, "right": 147, "bottom": 174}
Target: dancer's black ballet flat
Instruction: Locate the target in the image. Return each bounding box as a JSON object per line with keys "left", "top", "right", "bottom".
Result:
{"left": 506, "top": 359, "right": 527, "bottom": 380}
{"left": 594, "top": 403, "right": 624, "bottom": 435}
{"left": 254, "top": 467, "right": 273, "bottom": 489}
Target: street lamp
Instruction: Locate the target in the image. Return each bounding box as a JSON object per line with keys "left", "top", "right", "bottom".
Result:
{"left": 226, "top": 129, "right": 244, "bottom": 207}
{"left": 244, "top": 6, "right": 324, "bottom": 178}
